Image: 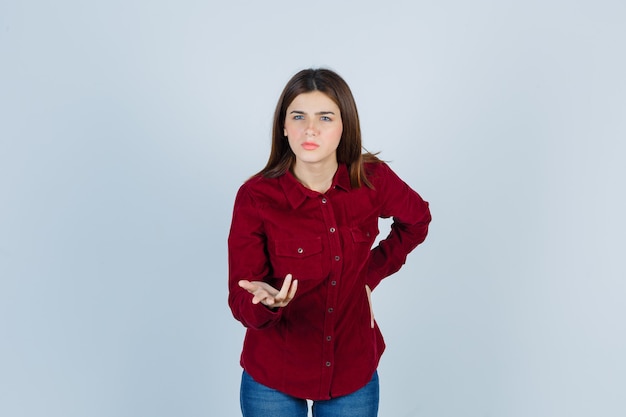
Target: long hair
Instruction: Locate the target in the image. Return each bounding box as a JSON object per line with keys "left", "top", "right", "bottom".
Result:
{"left": 258, "top": 68, "right": 380, "bottom": 189}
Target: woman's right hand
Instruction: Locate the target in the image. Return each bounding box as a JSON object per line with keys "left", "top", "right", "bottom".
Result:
{"left": 238, "top": 273, "right": 298, "bottom": 308}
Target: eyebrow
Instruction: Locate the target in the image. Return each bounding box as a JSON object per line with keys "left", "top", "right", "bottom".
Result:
{"left": 289, "top": 110, "right": 336, "bottom": 115}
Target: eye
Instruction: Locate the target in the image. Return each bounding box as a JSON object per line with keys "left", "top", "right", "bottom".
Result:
{"left": 320, "top": 116, "right": 332, "bottom": 122}
{"left": 293, "top": 115, "right": 305, "bottom": 120}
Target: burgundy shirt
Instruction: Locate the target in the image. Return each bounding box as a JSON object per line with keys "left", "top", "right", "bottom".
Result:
{"left": 228, "top": 162, "right": 431, "bottom": 400}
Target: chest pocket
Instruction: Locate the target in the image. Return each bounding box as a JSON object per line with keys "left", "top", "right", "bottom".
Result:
{"left": 270, "top": 237, "right": 324, "bottom": 281}
{"left": 351, "top": 225, "right": 378, "bottom": 246}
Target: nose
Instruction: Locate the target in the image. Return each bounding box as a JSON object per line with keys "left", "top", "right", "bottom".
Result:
{"left": 305, "top": 120, "right": 318, "bottom": 136}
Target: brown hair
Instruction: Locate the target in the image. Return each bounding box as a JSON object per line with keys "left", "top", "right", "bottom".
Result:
{"left": 258, "top": 68, "right": 380, "bottom": 188}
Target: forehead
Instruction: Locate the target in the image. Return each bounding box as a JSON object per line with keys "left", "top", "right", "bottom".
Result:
{"left": 287, "top": 91, "right": 340, "bottom": 112}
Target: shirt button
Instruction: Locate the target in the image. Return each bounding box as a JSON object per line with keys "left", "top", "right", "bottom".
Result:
{"left": 334, "top": 256, "right": 340, "bottom": 261}
{"left": 331, "top": 280, "right": 337, "bottom": 286}
{"left": 326, "top": 336, "right": 332, "bottom": 341}
{"left": 321, "top": 198, "right": 327, "bottom": 204}
{"left": 297, "top": 248, "right": 303, "bottom": 254}
{"left": 328, "top": 307, "right": 334, "bottom": 313}
{"left": 325, "top": 361, "right": 331, "bottom": 367}
{"left": 329, "top": 227, "right": 336, "bottom": 233}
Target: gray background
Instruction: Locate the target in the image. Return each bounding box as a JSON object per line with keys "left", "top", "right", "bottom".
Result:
{"left": 1, "top": 1, "right": 625, "bottom": 416}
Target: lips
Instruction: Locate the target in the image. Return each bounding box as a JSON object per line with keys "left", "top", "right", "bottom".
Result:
{"left": 302, "top": 142, "right": 319, "bottom": 150}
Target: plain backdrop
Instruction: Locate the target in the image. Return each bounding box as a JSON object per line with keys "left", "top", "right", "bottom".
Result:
{"left": 1, "top": 1, "right": 625, "bottom": 416}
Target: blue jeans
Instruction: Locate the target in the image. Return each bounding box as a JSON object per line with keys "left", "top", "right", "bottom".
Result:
{"left": 240, "top": 370, "right": 379, "bottom": 417}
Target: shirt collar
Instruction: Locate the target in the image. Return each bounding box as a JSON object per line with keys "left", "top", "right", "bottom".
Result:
{"left": 280, "top": 164, "right": 351, "bottom": 209}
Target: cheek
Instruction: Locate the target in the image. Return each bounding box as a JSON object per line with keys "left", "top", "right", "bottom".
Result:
{"left": 332, "top": 126, "right": 343, "bottom": 143}
{"left": 286, "top": 136, "right": 298, "bottom": 152}
{"left": 284, "top": 122, "right": 299, "bottom": 137}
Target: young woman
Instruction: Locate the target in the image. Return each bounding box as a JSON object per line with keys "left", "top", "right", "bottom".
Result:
{"left": 228, "top": 68, "right": 431, "bottom": 417}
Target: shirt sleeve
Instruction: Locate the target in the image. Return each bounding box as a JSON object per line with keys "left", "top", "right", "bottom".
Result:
{"left": 227, "top": 183, "right": 284, "bottom": 329}
{"left": 366, "top": 163, "right": 432, "bottom": 290}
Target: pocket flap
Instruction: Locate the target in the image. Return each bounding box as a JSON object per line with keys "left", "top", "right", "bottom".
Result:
{"left": 351, "top": 228, "right": 374, "bottom": 243}
{"left": 274, "top": 237, "right": 323, "bottom": 258}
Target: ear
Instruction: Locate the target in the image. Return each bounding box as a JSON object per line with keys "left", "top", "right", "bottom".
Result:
{"left": 283, "top": 128, "right": 288, "bottom": 137}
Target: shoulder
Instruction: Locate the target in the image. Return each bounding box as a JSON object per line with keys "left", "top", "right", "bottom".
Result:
{"left": 240, "top": 173, "right": 280, "bottom": 190}
{"left": 363, "top": 161, "right": 397, "bottom": 185}
{"left": 236, "top": 174, "right": 282, "bottom": 203}
{"left": 364, "top": 160, "right": 391, "bottom": 173}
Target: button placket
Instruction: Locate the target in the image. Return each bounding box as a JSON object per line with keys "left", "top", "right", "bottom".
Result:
{"left": 318, "top": 193, "right": 340, "bottom": 385}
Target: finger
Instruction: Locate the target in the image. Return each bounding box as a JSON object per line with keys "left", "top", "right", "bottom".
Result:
{"left": 238, "top": 280, "right": 255, "bottom": 292}
{"left": 275, "top": 274, "right": 293, "bottom": 302}
{"left": 273, "top": 279, "right": 297, "bottom": 307}
{"left": 286, "top": 279, "right": 298, "bottom": 301}
{"left": 365, "top": 285, "right": 375, "bottom": 328}
{"left": 252, "top": 291, "right": 272, "bottom": 305}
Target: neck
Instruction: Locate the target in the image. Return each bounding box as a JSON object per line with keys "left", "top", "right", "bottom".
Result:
{"left": 292, "top": 160, "right": 338, "bottom": 193}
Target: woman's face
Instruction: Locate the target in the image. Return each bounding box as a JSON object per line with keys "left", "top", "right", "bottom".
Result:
{"left": 283, "top": 91, "right": 343, "bottom": 168}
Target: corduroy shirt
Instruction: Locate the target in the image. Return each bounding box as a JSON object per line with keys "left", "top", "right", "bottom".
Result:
{"left": 228, "top": 162, "right": 431, "bottom": 400}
